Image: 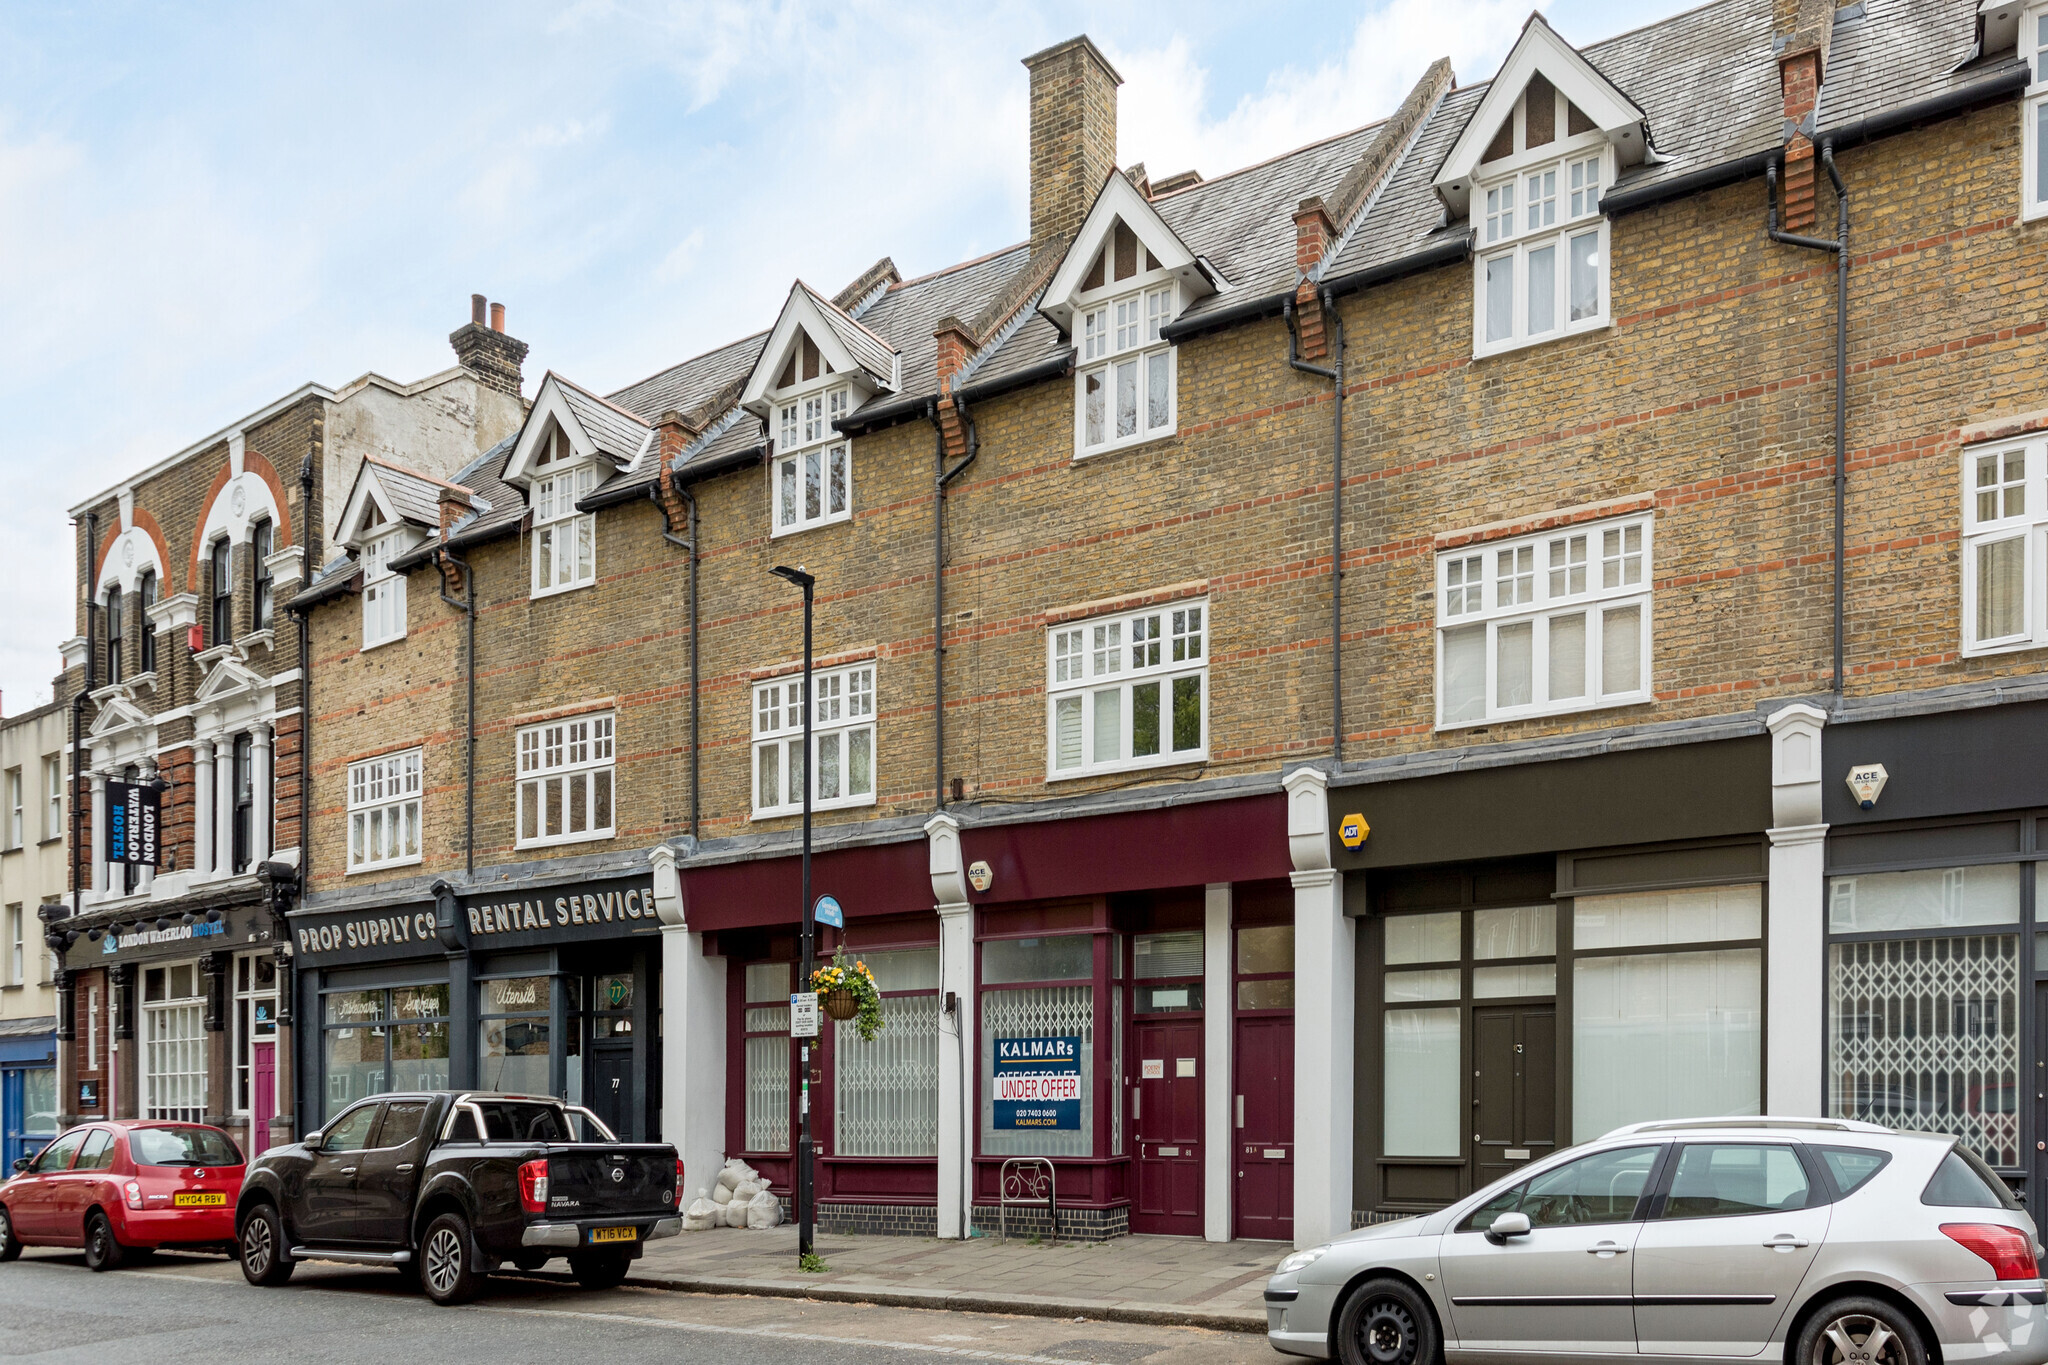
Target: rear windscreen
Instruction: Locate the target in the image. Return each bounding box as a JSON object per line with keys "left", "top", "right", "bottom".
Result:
{"left": 131, "top": 1126, "right": 243, "bottom": 1167}
{"left": 473, "top": 1102, "right": 572, "bottom": 1142}
{"left": 1922, "top": 1145, "right": 2022, "bottom": 1210}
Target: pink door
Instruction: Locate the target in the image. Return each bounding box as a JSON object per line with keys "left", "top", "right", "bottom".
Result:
{"left": 251, "top": 1043, "right": 275, "bottom": 1158}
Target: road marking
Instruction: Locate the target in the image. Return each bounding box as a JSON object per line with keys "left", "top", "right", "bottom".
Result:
{"left": 475, "top": 1303, "right": 1100, "bottom": 1363}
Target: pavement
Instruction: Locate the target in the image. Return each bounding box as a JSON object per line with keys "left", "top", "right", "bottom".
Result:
{"left": 626, "top": 1225, "right": 1286, "bottom": 1332}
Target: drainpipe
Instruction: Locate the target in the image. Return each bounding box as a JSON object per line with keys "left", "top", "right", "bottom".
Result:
{"left": 1768, "top": 147, "right": 1850, "bottom": 694}
{"left": 927, "top": 395, "right": 980, "bottom": 809}
{"left": 434, "top": 547, "right": 476, "bottom": 875}
{"left": 71, "top": 512, "right": 99, "bottom": 916}
{"left": 297, "top": 451, "right": 317, "bottom": 895}
{"left": 649, "top": 483, "right": 700, "bottom": 839}
{"left": 1284, "top": 294, "right": 1346, "bottom": 762}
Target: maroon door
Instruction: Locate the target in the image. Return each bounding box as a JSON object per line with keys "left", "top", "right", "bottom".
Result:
{"left": 1234, "top": 1014, "right": 1294, "bottom": 1240}
{"left": 1130, "top": 1019, "right": 1203, "bottom": 1235}
{"left": 252, "top": 1043, "right": 276, "bottom": 1159}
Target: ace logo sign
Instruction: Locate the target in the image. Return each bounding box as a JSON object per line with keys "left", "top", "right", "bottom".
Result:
{"left": 992, "top": 1035, "right": 1081, "bottom": 1130}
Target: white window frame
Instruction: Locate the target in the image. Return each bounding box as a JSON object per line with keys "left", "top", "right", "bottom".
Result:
{"left": 6, "top": 769, "right": 19, "bottom": 849}
{"left": 7, "top": 905, "right": 22, "bottom": 986}
{"left": 1472, "top": 131, "right": 1611, "bottom": 358}
{"left": 515, "top": 712, "right": 615, "bottom": 848}
{"left": 1960, "top": 435, "right": 2048, "bottom": 655}
{"left": 2026, "top": 5, "right": 2048, "bottom": 221}
{"left": 772, "top": 381, "right": 853, "bottom": 536}
{"left": 1435, "top": 515, "right": 1653, "bottom": 728}
{"left": 1046, "top": 599, "right": 1209, "bottom": 779}
{"left": 1073, "top": 276, "right": 1179, "bottom": 458}
{"left": 360, "top": 530, "right": 407, "bottom": 649}
{"left": 531, "top": 427, "right": 598, "bottom": 597}
{"left": 346, "top": 748, "right": 423, "bottom": 873}
{"left": 45, "top": 756, "right": 62, "bottom": 842}
{"left": 752, "top": 662, "right": 877, "bottom": 819}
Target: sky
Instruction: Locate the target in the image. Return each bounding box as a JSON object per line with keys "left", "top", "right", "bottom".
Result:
{"left": 0, "top": 0, "right": 1703, "bottom": 714}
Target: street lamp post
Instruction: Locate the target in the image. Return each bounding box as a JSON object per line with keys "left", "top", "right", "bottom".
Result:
{"left": 770, "top": 563, "right": 817, "bottom": 1263}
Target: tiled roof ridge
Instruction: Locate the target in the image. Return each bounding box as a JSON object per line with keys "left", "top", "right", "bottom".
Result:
{"left": 795, "top": 278, "right": 899, "bottom": 357}
{"left": 963, "top": 236, "right": 1069, "bottom": 346}
{"left": 832, "top": 257, "right": 901, "bottom": 312}
{"left": 887, "top": 240, "right": 1031, "bottom": 292}
{"left": 1324, "top": 58, "right": 1456, "bottom": 235}
{"left": 1148, "top": 115, "right": 1394, "bottom": 207}
{"left": 361, "top": 453, "right": 475, "bottom": 496}
{"left": 672, "top": 375, "right": 747, "bottom": 433}
{"left": 604, "top": 330, "right": 770, "bottom": 404}
{"left": 550, "top": 369, "right": 654, "bottom": 428}
{"left": 1579, "top": 0, "right": 1738, "bottom": 56}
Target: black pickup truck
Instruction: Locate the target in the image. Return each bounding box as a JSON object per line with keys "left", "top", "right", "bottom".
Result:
{"left": 235, "top": 1091, "right": 682, "bottom": 1304}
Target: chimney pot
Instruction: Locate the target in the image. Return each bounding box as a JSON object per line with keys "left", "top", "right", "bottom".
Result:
{"left": 490, "top": 302, "right": 506, "bottom": 333}
{"left": 471, "top": 293, "right": 487, "bottom": 326}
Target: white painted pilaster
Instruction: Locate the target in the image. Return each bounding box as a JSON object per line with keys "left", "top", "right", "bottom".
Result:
{"left": 215, "top": 732, "right": 237, "bottom": 875}
{"left": 192, "top": 741, "right": 215, "bottom": 879}
{"left": 250, "top": 724, "right": 273, "bottom": 865}
{"left": 89, "top": 771, "right": 108, "bottom": 895}
{"left": 1285, "top": 767, "right": 1353, "bottom": 1249}
{"left": 1765, "top": 702, "right": 1829, "bottom": 1118}
{"left": 1203, "top": 881, "right": 1232, "bottom": 1242}
{"left": 650, "top": 846, "right": 728, "bottom": 1199}
{"left": 927, "top": 813, "right": 975, "bottom": 1239}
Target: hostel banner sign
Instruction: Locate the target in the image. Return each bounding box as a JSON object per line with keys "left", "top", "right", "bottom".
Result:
{"left": 105, "top": 780, "right": 160, "bottom": 867}
{"left": 992, "top": 1034, "right": 1081, "bottom": 1131}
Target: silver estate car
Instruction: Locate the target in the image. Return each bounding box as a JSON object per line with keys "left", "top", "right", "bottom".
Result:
{"left": 1267, "top": 1119, "right": 2044, "bottom": 1365}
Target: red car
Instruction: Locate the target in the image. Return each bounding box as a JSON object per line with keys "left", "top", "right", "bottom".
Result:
{"left": 0, "top": 1120, "right": 245, "bottom": 1270}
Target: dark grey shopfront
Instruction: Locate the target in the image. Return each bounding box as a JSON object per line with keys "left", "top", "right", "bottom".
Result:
{"left": 289, "top": 876, "right": 662, "bottom": 1141}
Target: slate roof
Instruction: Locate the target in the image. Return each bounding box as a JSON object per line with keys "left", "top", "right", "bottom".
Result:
{"left": 362, "top": 456, "right": 458, "bottom": 528}
{"left": 609, "top": 331, "right": 767, "bottom": 420}
{"left": 860, "top": 245, "right": 1037, "bottom": 398}
{"left": 439, "top": 435, "right": 523, "bottom": 547}
{"left": 797, "top": 281, "right": 899, "bottom": 387}
{"left": 553, "top": 374, "right": 653, "bottom": 466}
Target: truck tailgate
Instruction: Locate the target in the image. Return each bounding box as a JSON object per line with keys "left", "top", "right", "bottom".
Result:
{"left": 541, "top": 1144, "right": 677, "bottom": 1218}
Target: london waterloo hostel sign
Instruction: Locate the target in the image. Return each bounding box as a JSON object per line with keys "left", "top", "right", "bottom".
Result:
{"left": 992, "top": 1034, "right": 1081, "bottom": 1131}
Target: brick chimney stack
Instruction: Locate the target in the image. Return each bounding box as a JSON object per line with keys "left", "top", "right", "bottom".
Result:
{"left": 1775, "top": 0, "right": 1838, "bottom": 233}
{"left": 1023, "top": 36, "right": 1122, "bottom": 256}
{"left": 450, "top": 294, "right": 530, "bottom": 398}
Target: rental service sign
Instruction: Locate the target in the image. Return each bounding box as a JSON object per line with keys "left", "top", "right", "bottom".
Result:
{"left": 992, "top": 1034, "right": 1081, "bottom": 1131}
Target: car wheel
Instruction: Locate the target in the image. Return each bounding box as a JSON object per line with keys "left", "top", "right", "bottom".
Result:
{"left": 0, "top": 1205, "right": 20, "bottom": 1263}
{"left": 420, "top": 1212, "right": 481, "bottom": 1306}
{"left": 237, "top": 1203, "right": 294, "bottom": 1286}
{"left": 83, "top": 1212, "right": 126, "bottom": 1272}
{"left": 1335, "top": 1277, "right": 1440, "bottom": 1365}
{"left": 568, "top": 1249, "right": 631, "bottom": 1291}
{"left": 1798, "top": 1297, "right": 1929, "bottom": 1365}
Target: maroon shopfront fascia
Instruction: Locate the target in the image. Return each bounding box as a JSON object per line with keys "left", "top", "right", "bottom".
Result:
{"left": 681, "top": 792, "right": 1292, "bottom": 1237}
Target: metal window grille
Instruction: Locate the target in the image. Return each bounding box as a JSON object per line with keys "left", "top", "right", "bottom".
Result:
{"left": 1829, "top": 934, "right": 2020, "bottom": 1167}
{"left": 834, "top": 994, "right": 939, "bottom": 1156}
{"left": 981, "top": 985, "right": 1094, "bottom": 1158}
{"left": 744, "top": 1007, "right": 790, "bottom": 1152}
{"left": 144, "top": 1001, "right": 206, "bottom": 1122}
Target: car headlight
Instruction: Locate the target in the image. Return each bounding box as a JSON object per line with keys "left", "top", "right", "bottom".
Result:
{"left": 1276, "top": 1246, "right": 1328, "bottom": 1276}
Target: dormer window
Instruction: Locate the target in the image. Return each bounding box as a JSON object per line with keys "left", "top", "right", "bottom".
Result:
{"left": 771, "top": 333, "right": 853, "bottom": 536}
{"left": 361, "top": 530, "right": 407, "bottom": 649}
{"left": 1075, "top": 223, "right": 1178, "bottom": 458}
{"left": 1471, "top": 78, "right": 1610, "bottom": 357}
{"left": 532, "top": 425, "right": 597, "bottom": 596}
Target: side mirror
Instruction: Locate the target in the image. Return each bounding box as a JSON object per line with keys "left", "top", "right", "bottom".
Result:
{"left": 1486, "top": 1211, "right": 1532, "bottom": 1244}
{"left": 303, "top": 1131, "right": 324, "bottom": 1151}
{"left": 10, "top": 1156, "right": 31, "bottom": 1174}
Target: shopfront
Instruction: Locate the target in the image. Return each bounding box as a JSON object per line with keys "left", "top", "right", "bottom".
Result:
{"left": 289, "top": 874, "right": 662, "bottom": 1140}
{"left": 0, "top": 1018, "right": 57, "bottom": 1171}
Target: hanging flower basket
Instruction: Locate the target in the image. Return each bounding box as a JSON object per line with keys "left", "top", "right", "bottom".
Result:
{"left": 809, "top": 950, "right": 885, "bottom": 1041}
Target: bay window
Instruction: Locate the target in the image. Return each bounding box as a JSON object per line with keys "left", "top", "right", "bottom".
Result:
{"left": 752, "top": 662, "right": 875, "bottom": 818}
{"left": 360, "top": 531, "right": 406, "bottom": 648}
{"left": 347, "top": 747, "right": 422, "bottom": 872}
{"left": 1437, "top": 515, "right": 1650, "bottom": 727}
{"left": 1047, "top": 600, "right": 1207, "bottom": 778}
{"left": 774, "top": 383, "right": 852, "bottom": 534}
{"left": 1474, "top": 148, "right": 1609, "bottom": 355}
{"left": 1075, "top": 275, "right": 1177, "bottom": 457}
{"left": 516, "top": 712, "right": 614, "bottom": 848}
{"left": 1961, "top": 436, "right": 2048, "bottom": 654}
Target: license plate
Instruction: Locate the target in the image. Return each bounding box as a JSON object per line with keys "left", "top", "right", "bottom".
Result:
{"left": 174, "top": 1192, "right": 226, "bottom": 1207}
{"left": 589, "top": 1225, "right": 636, "bottom": 1244}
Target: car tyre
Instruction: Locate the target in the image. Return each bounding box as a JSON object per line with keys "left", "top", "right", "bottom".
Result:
{"left": 1797, "top": 1296, "right": 1929, "bottom": 1365}
{"left": 568, "top": 1249, "right": 631, "bottom": 1291}
{"left": 237, "top": 1203, "right": 294, "bottom": 1286}
{"left": 420, "top": 1212, "right": 482, "bottom": 1306}
{"left": 0, "top": 1205, "right": 21, "bottom": 1263}
{"left": 1335, "top": 1277, "right": 1441, "bottom": 1365}
{"left": 83, "top": 1212, "right": 127, "bottom": 1272}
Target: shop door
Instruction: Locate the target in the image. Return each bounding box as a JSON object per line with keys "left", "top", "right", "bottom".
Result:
{"left": 1472, "top": 1005, "right": 1555, "bottom": 1191}
{"left": 1233, "top": 1015, "right": 1293, "bottom": 1241}
{"left": 590, "top": 1041, "right": 634, "bottom": 1140}
{"left": 1131, "top": 1019, "right": 1203, "bottom": 1235}
{"left": 251, "top": 1043, "right": 275, "bottom": 1159}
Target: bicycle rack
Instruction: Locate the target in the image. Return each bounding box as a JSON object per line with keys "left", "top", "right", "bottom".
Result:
{"left": 998, "top": 1157, "right": 1056, "bottom": 1243}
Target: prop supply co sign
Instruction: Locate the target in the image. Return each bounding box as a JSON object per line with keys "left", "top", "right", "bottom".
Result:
{"left": 992, "top": 1034, "right": 1081, "bottom": 1130}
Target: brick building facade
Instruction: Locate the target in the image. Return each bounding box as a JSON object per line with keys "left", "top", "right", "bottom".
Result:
{"left": 286, "top": 0, "right": 2048, "bottom": 1249}
{"left": 46, "top": 309, "right": 526, "bottom": 1165}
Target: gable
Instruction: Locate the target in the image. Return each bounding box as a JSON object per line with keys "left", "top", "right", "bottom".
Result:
{"left": 1434, "top": 13, "right": 1648, "bottom": 217}
{"left": 740, "top": 283, "right": 900, "bottom": 416}
{"left": 1040, "top": 168, "right": 1214, "bottom": 333}
{"left": 333, "top": 464, "right": 408, "bottom": 549}
{"left": 502, "top": 374, "right": 652, "bottom": 487}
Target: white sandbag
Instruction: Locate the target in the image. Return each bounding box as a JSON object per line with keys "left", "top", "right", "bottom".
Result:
{"left": 709, "top": 1181, "right": 732, "bottom": 1205}
{"left": 722, "top": 1200, "right": 750, "bottom": 1228}
{"left": 730, "top": 1180, "right": 761, "bottom": 1205}
{"left": 746, "top": 1189, "right": 782, "bottom": 1229}
{"left": 715, "top": 1162, "right": 746, "bottom": 1193}
{"left": 683, "top": 1191, "right": 718, "bottom": 1232}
